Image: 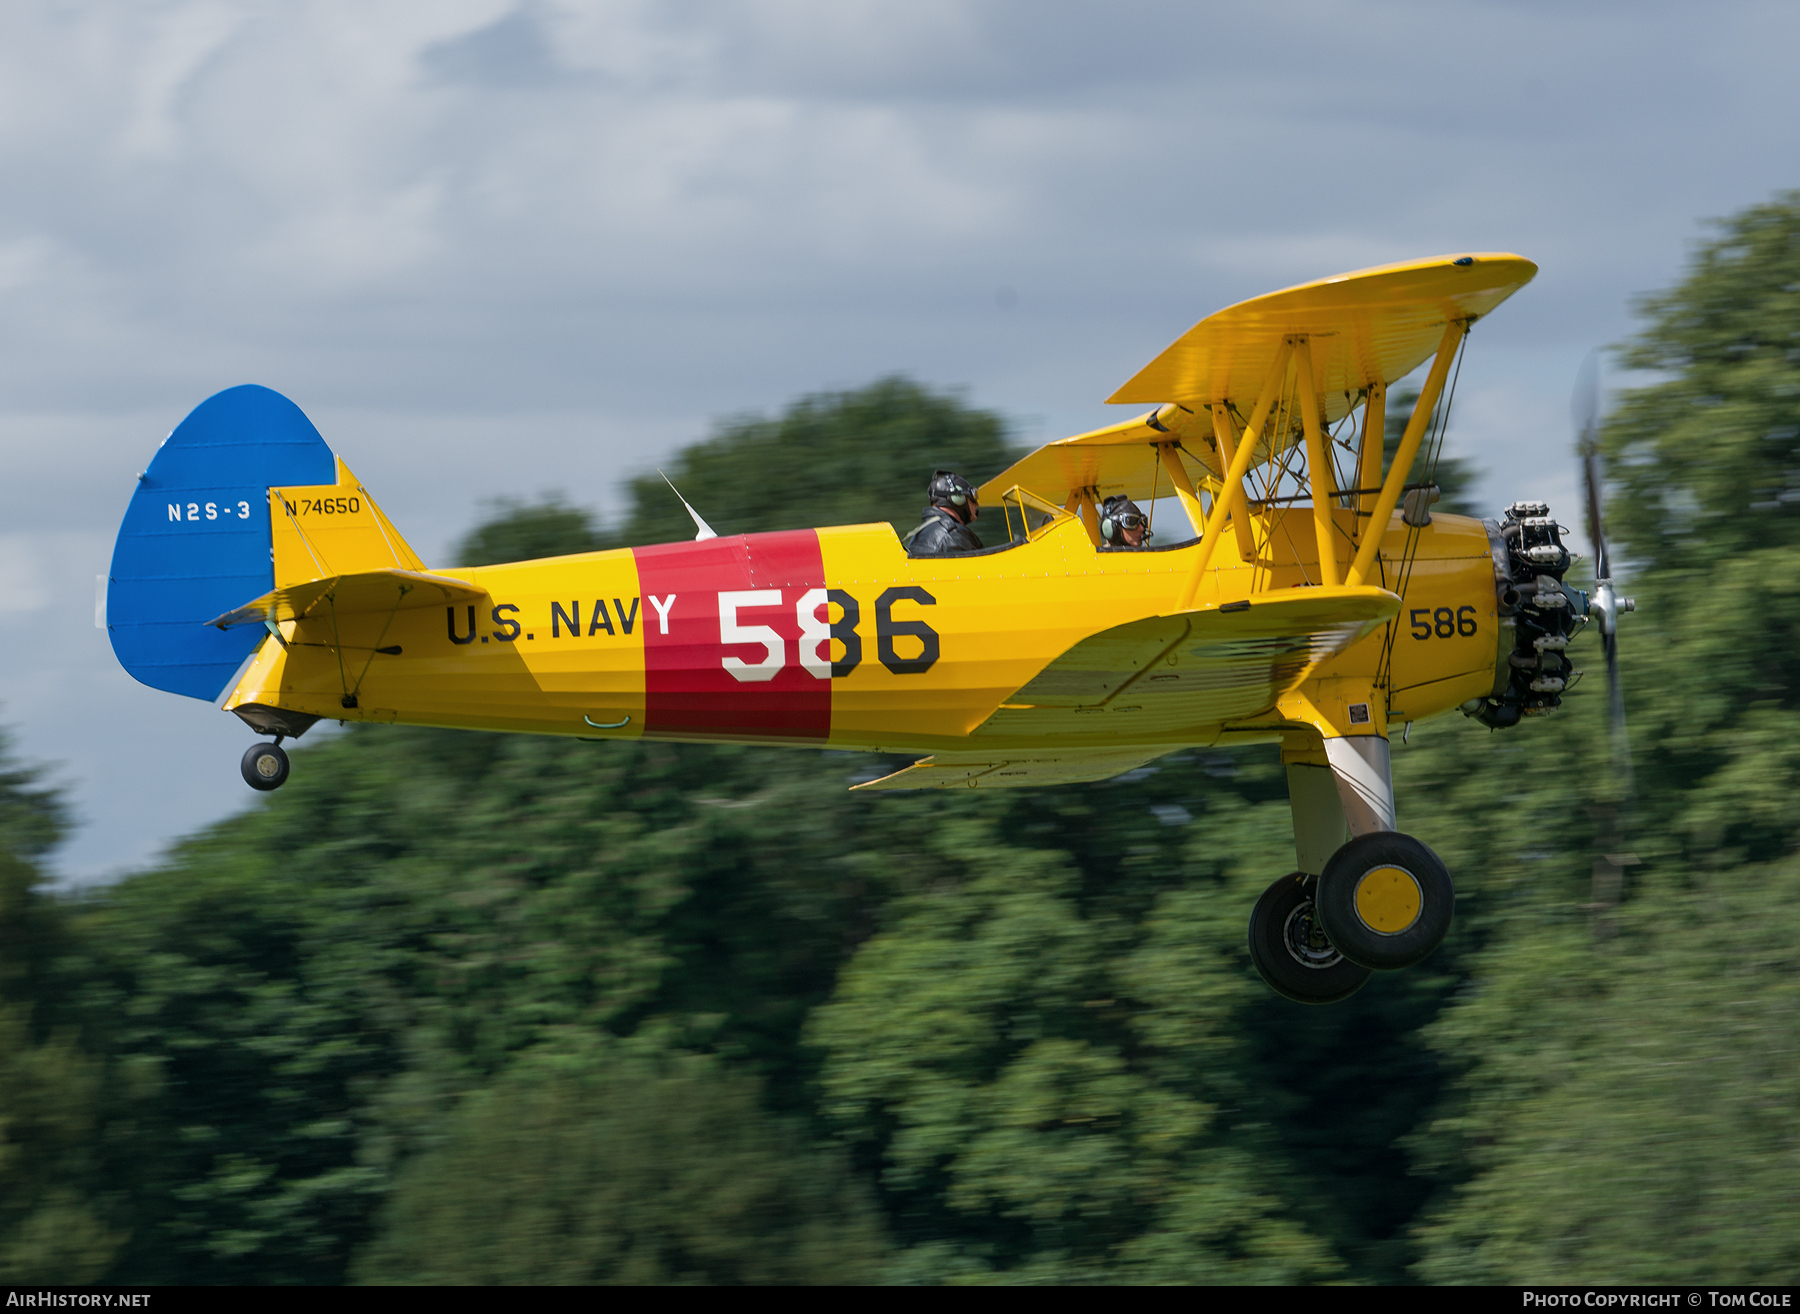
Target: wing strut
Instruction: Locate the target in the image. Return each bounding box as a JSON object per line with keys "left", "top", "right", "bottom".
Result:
{"left": 1356, "top": 381, "right": 1387, "bottom": 527}
{"left": 1062, "top": 487, "right": 1103, "bottom": 546}
{"left": 1295, "top": 337, "right": 1340, "bottom": 586}
{"left": 1177, "top": 339, "right": 1294, "bottom": 609}
{"left": 1210, "top": 405, "right": 1259, "bottom": 562}
{"left": 1154, "top": 441, "right": 1205, "bottom": 541}
{"left": 1346, "top": 320, "right": 1466, "bottom": 586}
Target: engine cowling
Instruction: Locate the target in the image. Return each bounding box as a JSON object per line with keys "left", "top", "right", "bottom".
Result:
{"left": 1465, "top": 502, "right": 1588, "bottom": 730}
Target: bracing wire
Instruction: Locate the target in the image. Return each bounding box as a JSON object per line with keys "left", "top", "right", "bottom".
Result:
{"left": 1325, "top": 398, "right": 1362, "bottom": 553}
{"left": 1147, "top": 442, "right": 1163, "bottom": 538}
{"left": 1397, "top": 330, "right": 1468, "bottom": 599}
{"left": 1264, "top": 363, "right": 1316, "bottom": 586}
{"left": 1376, "top": 326, "right": 1471, "bottom": 692}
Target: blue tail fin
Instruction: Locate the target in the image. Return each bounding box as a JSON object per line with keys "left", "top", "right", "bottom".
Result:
{"left": 107, "top": 385, "right": 337, "bottom": 701}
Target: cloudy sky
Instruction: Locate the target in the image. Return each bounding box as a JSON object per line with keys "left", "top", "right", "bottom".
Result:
{"left": 4, "top": 0, "right": 1797, "bottom": 880}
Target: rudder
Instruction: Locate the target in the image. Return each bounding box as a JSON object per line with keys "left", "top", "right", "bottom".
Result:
{"left": 107, "top": 385, "right": 337, "bottom": 701}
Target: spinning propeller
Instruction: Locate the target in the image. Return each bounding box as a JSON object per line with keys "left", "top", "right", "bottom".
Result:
{"left": 1573, "top": 352, "right": 1636, "bottom": 797}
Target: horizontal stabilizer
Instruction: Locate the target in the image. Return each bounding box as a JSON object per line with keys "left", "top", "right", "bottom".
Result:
{"left": 210, "top": 569, "right": 485, "bottom": 630}
{"left": 853, "top": 749, "right": 1165, "bottom": 791}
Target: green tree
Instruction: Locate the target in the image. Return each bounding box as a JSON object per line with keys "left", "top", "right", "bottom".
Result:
{"left": 0, "top": 731, "right": 121, "bottom": 1282}
{"left": 447, "top": 377, "right": 1019, "bottom": 566}
{"left": 612, "top": 376, "right": 1017, "bottom": 546}
{"left": 1605, "top": 191, "right": 1800, "bottom": 580}
{"left": 355, "top": 1045, "right": 886, "bottom": 1283}
{"left": 69, "top": 727, "right": 923, "bottom": 1282}
{"left": 807, "top": 801, "right": 1341, "bottom": 1282}
{"left": 1408, "top": 191, "right": 1800, "bottom": 1284}
{"left": 449, "top": 494, "right": 607, "bottom": 567}
{"left": 1410, "top": 852, "right": 1800, "bottom": 1284}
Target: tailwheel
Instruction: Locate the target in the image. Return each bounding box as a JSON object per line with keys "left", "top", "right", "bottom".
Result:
{"left": 1315, "top": 832, "right": 1455, "bottom": 971}
{"left": 241, "top": 740, "right": 290, "bottom": 792}
{"left": 1248, "top": 873, "right": 1372, "bottom": 1005}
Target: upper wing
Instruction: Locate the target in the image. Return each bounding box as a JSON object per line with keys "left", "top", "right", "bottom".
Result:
{"left": 976, "top": 405, "right": 1217, "bottom": 510}
{"left": 978, "top": 253, "right": 1536, "bottom": 511}
{"left": 208, "top": 568, "right": 485, "bottom": 629}
{"left": 1109, "top": 252, "right": 1537, "bottom": 415}
{"left": 971, "top": 585, "right": 1400, "bottom": 742}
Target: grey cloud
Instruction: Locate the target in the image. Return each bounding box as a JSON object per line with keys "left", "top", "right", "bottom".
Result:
{"left": 422, "top": 3, "right": 582, "bottom": 90}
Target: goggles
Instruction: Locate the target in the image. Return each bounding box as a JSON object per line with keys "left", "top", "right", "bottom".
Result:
{"left": 1111, "top": 512, "right": 1149, "bottom": 530}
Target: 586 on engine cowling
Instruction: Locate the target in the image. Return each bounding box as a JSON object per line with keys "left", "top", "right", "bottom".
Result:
{"left": 1410, "top": 606, "right": 1479, "bottom": 639}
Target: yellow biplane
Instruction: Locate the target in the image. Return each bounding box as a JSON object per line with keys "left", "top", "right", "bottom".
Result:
{"left": 106, "top": 252, "right": 1606, "bottom": 1003}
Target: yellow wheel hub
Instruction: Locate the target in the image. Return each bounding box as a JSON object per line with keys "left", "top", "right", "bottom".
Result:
{"left": 1354, "top": 866, "right": 1423, "bottom": 935}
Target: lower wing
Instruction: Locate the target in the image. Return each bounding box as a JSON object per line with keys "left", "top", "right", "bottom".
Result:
{"left": 972, "top": 584, "right": 1401, "bottom": 743}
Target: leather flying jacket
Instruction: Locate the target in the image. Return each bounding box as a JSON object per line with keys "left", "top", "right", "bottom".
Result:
{"left": 907, "top": 504, "right": 984, "bottom": 557}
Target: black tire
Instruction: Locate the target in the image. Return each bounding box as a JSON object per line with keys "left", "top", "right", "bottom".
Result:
{"left": 1247, "top": 873, "right": 1372, "bottom": 1005}
{"left": 1315, "top": 831, "right": 1454, "bottom": 971}
{"left": 241, "top": 741, "right": 289, "bottom": 792}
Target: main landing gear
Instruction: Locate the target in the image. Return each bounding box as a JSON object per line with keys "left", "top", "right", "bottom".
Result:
{"left": 1248, "top": 832, "right": 1455, "bottom": 1004}
{"left": 1248, "top": 872, "right": 1372, "bottom": 1004}
{"left": 241, "top": 739, "right": 290, "bottom": 791}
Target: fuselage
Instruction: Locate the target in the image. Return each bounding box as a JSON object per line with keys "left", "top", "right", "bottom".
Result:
{"left": 224, "top": 505, "right": 1504, "bottom": 755}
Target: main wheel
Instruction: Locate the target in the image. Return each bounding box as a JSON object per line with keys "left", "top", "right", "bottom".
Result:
{"left": 1247, "top": 873, "right": 1372, "bottom": 1005}
{"left": 1315, "top": 832, "right": 1454, "bottom": 971}
{"left": 241, "top": 741, "right": 289, "bottom": 791}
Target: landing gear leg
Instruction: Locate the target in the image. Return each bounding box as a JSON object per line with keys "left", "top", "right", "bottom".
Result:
{"left": 1259, "top": 726, "right": 1452, "bottom": 994}
{"left": 1247, "top": 873, "right": 1372, "bottom": 1004}
{"left": 241, "top": 737, "right": 290, "bottom": 792}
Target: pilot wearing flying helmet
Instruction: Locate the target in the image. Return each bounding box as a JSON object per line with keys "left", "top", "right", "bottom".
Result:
{"left": 907, "top": 470, "right": 985, "bottom": 556}
{"left": 1100, "top": 495, "right": 1153, "bottom": 548}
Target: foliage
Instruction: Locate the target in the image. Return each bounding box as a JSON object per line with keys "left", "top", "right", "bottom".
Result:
{"left": 1605, "top": 191, "right": 1800, "bottom": 579}
{"left": 450, "top": 494, "right": 607, "bottom": 568}
{"left": 449, "top": 377, "right": 1018, "bottom": 568}
{"left": 1407, "top": 192, "right": 1800, "bottom": 1284}
{"left": 608, "top": 376, "right": 1017, "bottom": 548}
{"left": 57, "top": 729, "right": 907, "bottom": 1282}
{"left": 807, "top": 802, "right": 1338, "bottom": 1282}
{"left": 1412, "top": 850, "right": 1800, "bottom": 1284}
{"left": 355, "top": 1045, "right": 886, "bottom": 1284}
{"left": 0, "top": 734, "right": 119, "bottom": 1283}
{"left": 54, "top": 717, "right": 1416, "bottom": 1281}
